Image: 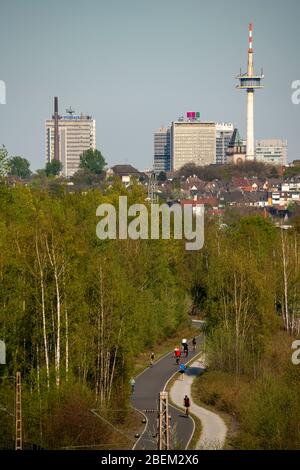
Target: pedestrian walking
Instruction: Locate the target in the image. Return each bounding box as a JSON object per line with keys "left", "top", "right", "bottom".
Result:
{"left": 184, "top": 395, "right": 190, "bottom": 417}
{"left": 179, "top": 363, "right": 186, "bottom": 380}
{"left": 192, "top": 337, "right": 197, "bottom": 351}
{"left": 130, "top": 377, "right": 135, "bottom": 394}
{"left": 150, "top": 352, "right": 155, "bottom": 366}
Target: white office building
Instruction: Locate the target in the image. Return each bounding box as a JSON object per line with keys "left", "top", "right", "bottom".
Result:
{"left": 256, "top": 139, "right": 287, "bottom": 166}
{"left": 45, "top": 112, "right": 96, "bottom": 177}
{"left": 171, "top": 120, "right": 216, "bottom": 171}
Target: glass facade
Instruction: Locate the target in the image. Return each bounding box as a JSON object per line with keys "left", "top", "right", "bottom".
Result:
{"left": 154, "top": 127, "right": 171, "bottom": 173}
{"left": 216, "top": 126, "right": 234, "bottom": 164}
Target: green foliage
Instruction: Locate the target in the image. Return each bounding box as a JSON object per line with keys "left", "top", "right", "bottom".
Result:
{"left": 0, "top": 183, "right": 190, "bottom": 448}
{"left": 71, "top": 168, "right": 106, "bottom": 187}
{"left": 177, "top": 161, "right": 280, "bottom": 181}
{"left": 236, "top": 374, "right": 300, "bottom": 449}
{"left": 45, "top": 160, "right": 62, "bottom": 176}
{"left": 8, "top": 156, "right": 31, "bottom": 179}
{"left": 190, "top": 215, "right": 300, "bottom": 449}
{"left": 157, "top": 171, "right": 167, "bottom": 182}
{"left": 283, "top": 166, "right": 300, "bottom": 178}
{"left": 79, "top": 149, "right": 106, "bottom": 175}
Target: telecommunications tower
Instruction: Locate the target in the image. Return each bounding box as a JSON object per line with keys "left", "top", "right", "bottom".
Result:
{"left": 236, "top": 23, "right": 264, "bottom": 161}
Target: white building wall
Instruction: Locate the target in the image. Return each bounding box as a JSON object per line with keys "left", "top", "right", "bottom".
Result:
{"left": 256, "top": 139, "right": 287, "bottom": 166}
{"left": 172, "top": 121, "right": 216, "bottom": 171}
{"left": 45, "top": 116, "right": 96, "bottom": 177}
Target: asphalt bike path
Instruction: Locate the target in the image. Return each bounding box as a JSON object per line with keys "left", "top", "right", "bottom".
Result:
{"left": 131, "top": 332, "right": 204, "bottom": 450}
{"left": 169, "top": 356, "right": 227, "bottom": 449}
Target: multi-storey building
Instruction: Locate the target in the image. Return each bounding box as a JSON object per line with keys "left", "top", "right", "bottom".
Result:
{"left": 171, "top": 120, "right": 216, "bottom": 171}
{"left": 153, "top": 126, "right": 171, "bottom": 173}
{"left": 216, "top": 123, "right": 234, "bottom": 164}
{"left": 256, "top": 139, "right": 287, "bottom": 166}
{"left": 45, "top": 111, "right": 96, "bottom": 177}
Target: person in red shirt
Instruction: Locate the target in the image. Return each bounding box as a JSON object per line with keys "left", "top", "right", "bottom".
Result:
{"left": 174, "top": 347, "right": 181, "bottom": 365}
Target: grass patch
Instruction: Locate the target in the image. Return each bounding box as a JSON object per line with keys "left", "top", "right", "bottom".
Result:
{"left": 191, "top": 370, "right": 241, "bottom": 449}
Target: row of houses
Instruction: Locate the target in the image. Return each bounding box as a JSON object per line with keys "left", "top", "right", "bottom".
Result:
{"left": 104, "top": 167, "right": 300, "bottom": 212}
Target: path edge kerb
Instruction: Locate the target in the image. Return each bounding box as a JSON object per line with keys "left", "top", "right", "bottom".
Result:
{"left": 131, "top": 348, "right": 182, "bottom": 450}
{"left": 131, "top": 330, "right": 203, "bottom": 451}
{"left": 163, "top": 351, "right": 203, "bottom": 450}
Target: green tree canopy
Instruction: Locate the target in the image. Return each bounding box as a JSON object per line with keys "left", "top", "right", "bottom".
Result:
{"left": 8, "top": 156, "right": 31, "bottom": 179}
{"left": 45, "top": 159, "right": 62, "bottom": 177}
{"left": 72, "top": 168, "right": 105, "bottom": 186}
{"left": 157, "top": 171, "right": 167, "bottom": 181}
{"left": 79, "top": 148, "right": 106, "bottom": 175}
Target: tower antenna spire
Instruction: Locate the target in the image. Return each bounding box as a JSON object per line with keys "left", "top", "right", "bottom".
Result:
{"left": 249, "top": 22, "right": 253, "bottom": 53}
{"left": 236, "top": 22, "right": 264, "bottom": 161}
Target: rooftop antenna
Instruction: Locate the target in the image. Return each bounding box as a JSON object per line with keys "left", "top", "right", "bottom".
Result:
{"left": 66, "top": 106, "right": 75, "bottom": 115}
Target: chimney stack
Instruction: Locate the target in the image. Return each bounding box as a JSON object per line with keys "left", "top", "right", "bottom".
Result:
{"left": 53, "top": 96, "right": 59, "bottom": 161}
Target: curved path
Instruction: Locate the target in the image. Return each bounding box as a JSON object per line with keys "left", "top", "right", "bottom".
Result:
{"left": 169, "top": 356, "right": 227, "bottom": 449}
{"left": 131, "top": 334, "right": 204, "bottom": 450}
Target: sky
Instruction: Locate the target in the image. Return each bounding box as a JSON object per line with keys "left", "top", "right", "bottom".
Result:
{"left": 0, "top": 0, "right": 300, "bottom": 171}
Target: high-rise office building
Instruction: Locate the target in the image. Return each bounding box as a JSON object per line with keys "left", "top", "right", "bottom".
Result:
{"left": 216, "top": 123, "right": 234, "bottom": 164}
{"left": 256, "top": 139, "right": 287, "bottom": 166}
{"left": 171, "top": 118, "right": 216, "bottom": 171}
{"left": 45, "top": 105, "right": 96, "bottom": 177}
{"left": 153, "top": 126, "right": 171, "bottom": 173}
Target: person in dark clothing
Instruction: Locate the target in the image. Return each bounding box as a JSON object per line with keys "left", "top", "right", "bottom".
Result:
{"left": 183, "top": 342, "right": 189, "bottom": 357}
{"left": 150, "top": 352, "right": 155, "bottom": 366}
{"left": 184, "top": 395, "right": 190, "bottom": 417}
{"left": 192, "top": 337, "right": 197, "bottom": 351}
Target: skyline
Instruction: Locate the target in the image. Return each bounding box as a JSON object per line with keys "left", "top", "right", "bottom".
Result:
{"left": 0, "top": 0, "right": 300, "bottom": 171}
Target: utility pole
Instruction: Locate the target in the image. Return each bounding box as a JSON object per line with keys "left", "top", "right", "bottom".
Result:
{"left": 148, "top": 173, "right": 158, "bottom": 204}
{"left": 15, "top": 372, "right": 22, "bottom": 450}
{"left": 157, "top": 391, "right": 170, "bottom": 450}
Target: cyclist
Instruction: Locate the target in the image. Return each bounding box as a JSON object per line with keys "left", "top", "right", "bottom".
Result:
{"left": 174, "top": 346, "right": 181, "bottom": 365}
{"left": 183, "top": 342, "right": 189, "bottom": 357}
{"left": 179, "top": 363, "right": 186, "bottom": 380}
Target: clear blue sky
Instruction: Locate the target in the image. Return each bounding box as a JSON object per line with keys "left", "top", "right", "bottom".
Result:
{"left": 0, "top": 0, "right": 300, "bottom": 170}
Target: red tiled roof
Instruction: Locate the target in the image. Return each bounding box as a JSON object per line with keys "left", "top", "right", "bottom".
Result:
{"left": 180, "top": 197, "right": 218, "bottom": 206}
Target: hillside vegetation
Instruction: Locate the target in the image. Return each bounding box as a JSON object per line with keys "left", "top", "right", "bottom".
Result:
{"left": 191, "top": 216, "right": 300, "bottom": 449}
{"left": 0, "top": 182, "right": 191, "bottom": 448}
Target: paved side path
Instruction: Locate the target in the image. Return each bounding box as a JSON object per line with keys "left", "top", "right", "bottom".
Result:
{"left": 131, "top": 336, "right": 204, "bottom": 450}
{"left": 169, "top": 357, "right": 227, "bottom": 450}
